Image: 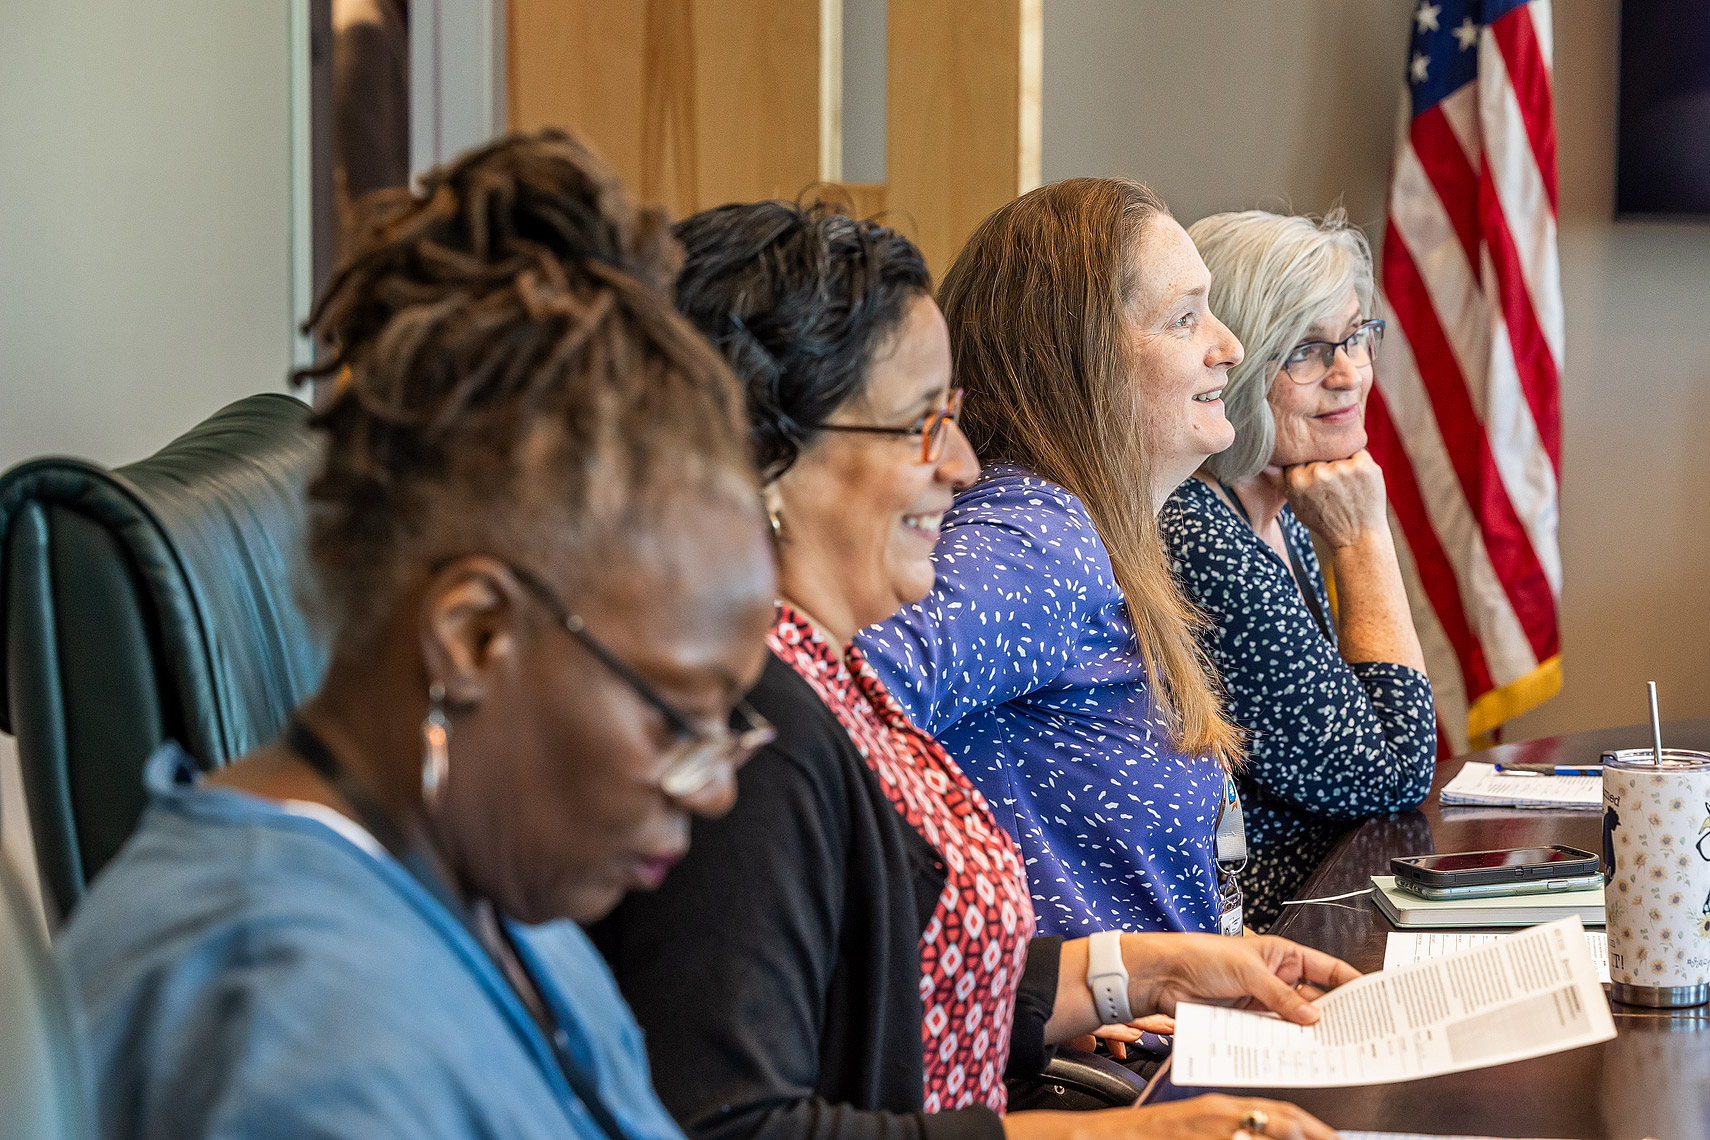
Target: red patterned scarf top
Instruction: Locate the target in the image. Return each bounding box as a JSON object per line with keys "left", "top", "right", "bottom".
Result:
{"left": 768, "top": 604, "right": 1036, "bottom": 1113}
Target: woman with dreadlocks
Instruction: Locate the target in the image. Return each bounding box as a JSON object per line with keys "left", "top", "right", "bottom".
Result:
{"left": 55, "top": 130, "right": 778, "bottom": 1140}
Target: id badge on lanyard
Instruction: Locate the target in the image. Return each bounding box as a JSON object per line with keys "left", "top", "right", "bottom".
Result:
{"left": 1213, "top": 774, "right": 1247, "bottom": 937}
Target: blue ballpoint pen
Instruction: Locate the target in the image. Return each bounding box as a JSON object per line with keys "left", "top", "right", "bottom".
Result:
{"left": 1493, "top": 763, "right": 1602, "bottom": 776}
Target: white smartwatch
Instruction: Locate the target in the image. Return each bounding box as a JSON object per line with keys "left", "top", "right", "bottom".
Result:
{"left": 1085, "top": 930, "right": 1133, "bottom": 1025}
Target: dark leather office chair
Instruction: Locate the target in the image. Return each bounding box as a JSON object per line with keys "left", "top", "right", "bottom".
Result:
{"left": 0, "top": 393, "right": 327, "bottom": 923}
{"left": 0, "top": 854, "right": 92, "bottom": 1138}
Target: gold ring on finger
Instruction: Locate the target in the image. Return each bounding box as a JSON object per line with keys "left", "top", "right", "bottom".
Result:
{"left": 1239, "top": 1107, "right": 1270, "bottom": 1136}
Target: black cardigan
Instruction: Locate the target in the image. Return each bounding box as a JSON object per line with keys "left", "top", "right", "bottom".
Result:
{"left": 592, "top": 652, "right": 1062, "bottom": 1140}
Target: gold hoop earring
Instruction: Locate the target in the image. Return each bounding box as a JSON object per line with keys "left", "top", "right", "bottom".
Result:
{"left": 421, "top": 681, "right": 450, "bottom": 805}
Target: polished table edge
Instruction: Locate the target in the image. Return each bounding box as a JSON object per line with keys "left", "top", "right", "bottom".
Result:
{"left": 1268, "top": 817, "right": 1383, "bottom": 944}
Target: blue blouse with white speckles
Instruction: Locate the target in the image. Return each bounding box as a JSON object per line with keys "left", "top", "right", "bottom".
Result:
{"left": 856, "top": 462, "right": 1227, "bottom": 937}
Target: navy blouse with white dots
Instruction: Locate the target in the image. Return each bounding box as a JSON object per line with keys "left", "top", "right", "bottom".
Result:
{"left": 1159, "top": 476, "right": 1437, "bottom": 930}
{"left": 856, "top": 462, "right": 1228, "bottom": 937}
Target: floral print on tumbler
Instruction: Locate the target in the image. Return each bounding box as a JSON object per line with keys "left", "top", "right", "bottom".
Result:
{"left": 1602, "top": 752, "right": 1710, "bottom": 1007}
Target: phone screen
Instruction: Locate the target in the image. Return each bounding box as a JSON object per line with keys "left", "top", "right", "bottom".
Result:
{"left": 1404, "top": 847, "right": 1585, "bottom": 873}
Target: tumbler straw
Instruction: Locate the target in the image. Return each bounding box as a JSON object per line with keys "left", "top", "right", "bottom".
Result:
{"left": 1648, "top": 680, "right": 1664, "bottom": 767}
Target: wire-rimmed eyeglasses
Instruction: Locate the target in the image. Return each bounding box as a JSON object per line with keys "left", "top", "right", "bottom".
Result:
{"left": 1278, "top": 319, "right": 1386, "bottom": 384}
{"left": 488, "top": 560, "right": 776, "bottom": 800}
{"left": 808, "top": 388, "right": 965, "bottom": 464}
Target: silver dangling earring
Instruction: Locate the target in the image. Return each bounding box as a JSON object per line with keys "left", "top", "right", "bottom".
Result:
{"left": 421, "top": 681, "right": 450, "bottom": 805}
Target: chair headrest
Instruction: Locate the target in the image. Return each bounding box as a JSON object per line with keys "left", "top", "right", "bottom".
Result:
{"left": 0, "top": 392, "right": 328, "bottom": 759}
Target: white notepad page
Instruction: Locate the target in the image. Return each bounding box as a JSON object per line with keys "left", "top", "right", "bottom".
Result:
{"left": 1384, "top": 929, "right": 1609, "bottom": 983}
{"left": 1438, "top": 762, "right": 1601, "bottom": 809}
{"left": 1171, "top": 916, "right": 1615, "bottom": 1088}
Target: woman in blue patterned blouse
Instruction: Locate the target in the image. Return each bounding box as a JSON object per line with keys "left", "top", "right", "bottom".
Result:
{"left": 858, "top": 179, "right": 1250, "bottom": 939}
{"left": 1160, "top": 210, "right": 1436, "bottom": 930}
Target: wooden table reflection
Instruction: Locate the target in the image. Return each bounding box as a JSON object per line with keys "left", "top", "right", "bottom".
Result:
{"left": 1140, "top": 720, "right": 1710, "bottom": 1139}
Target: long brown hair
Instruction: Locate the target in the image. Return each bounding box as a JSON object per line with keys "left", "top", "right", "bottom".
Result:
{"left": 938, "top": 177, "right": 1242, "bottom": 762}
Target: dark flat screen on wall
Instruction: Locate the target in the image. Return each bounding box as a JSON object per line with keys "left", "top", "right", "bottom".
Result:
{"left": 1618, "top": 0, "right": 1710, "bottom": 217}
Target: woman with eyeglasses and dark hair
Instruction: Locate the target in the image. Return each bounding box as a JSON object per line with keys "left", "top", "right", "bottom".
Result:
{"left": 54, "top": 130, "right": 780, "bottom": 1140}
{"left": 1159, "top": 209, "right": 1435, "bottom": 930}
{"left": 593, "top": 199, "right": 1351, "bottom": 1140}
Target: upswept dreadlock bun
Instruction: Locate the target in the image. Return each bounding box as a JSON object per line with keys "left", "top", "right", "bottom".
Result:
{"left": 295, "top": 129, "right": 755, "bottom": 646}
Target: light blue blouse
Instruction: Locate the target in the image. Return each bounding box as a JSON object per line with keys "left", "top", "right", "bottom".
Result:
{"left": 856, "top": 463, "right": 1226, "bottom": 937}
{"left": 56, "top": 743, "right": 686, "bottom": 1140}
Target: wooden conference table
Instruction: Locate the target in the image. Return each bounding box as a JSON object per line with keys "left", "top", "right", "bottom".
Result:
{"left": 1139, "top": 720, "right": 1710, "bottom": 1139}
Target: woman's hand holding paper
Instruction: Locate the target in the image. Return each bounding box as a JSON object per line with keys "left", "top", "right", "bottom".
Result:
{"left": 1125, "top": 932, "right": 1361, "bottom": 1025}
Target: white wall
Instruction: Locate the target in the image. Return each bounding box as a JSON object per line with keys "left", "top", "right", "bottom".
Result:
{"left": 1045, "top": 0, "right": 1414, "bottom": 227}
{"left": 0, "top": 5, "right": 297, "bottom": 470}
{"left": 841, "top": 0, "right": 888, "bottom": 183}
{"left": 0, "top": 3, "right": 299, "bottom": 912}
{"left": 1043, "top": 0, "right": 1710, "bottom": 744}
{"left": 411, "top": 0, "right": 510, "bottom": 176}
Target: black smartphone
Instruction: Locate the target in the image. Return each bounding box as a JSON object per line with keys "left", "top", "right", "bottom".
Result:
{"left": 1391, "top": 845, "right": 1599, "bottom": 889}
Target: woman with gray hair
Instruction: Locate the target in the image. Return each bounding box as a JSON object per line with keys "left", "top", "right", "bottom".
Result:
{"left": 1158, "top": 209, "right": 1436, "bottom": 930}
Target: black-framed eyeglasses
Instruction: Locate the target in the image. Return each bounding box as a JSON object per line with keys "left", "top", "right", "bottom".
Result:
{"left": 807, "top": 388, "right": 964, "bottom": 464}
{"left": 1277, "top": 319, "right": 1386, "bottom": 384}
{"left": 472, "top": 559, "right": 776, "bottom": 799}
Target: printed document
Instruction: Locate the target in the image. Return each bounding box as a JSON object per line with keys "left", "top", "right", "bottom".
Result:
{"left": 1384, "top": 930, "right": 1609, "bottom": 983}
{"left": 1439, "top": 762, "right": 1601, "bottom": 809}
{"left": 1171, "top": 917, "right": 1614, "bottom": 1087}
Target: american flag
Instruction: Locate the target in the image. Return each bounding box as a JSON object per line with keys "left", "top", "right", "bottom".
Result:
{"left": 1368, "top": 0, "right": 1564, "bottom": 756}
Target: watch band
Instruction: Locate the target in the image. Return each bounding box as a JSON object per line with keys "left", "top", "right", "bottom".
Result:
{"left": 1086, "top": 930, "right": 1133, "bottom": 1025}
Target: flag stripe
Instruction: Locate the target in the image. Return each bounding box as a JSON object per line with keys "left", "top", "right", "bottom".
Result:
{"left": 1366, "top": 388, "right": 1496, "bottom": 698}
{"left": 1390, "top": 143, "right": 1493, "bottom": 419}
{"left": 1438, "top": 84, "right": 1482, "bottom": 168}
{"left": 1371, "top": 307, "right": 1540, "bottom": 684}
{"left": 1409, "top": 106, "right": 1480, "bottom": 270}
{"left": 1387, "top": 497, "right": 1474, "bottom": 756}
{"left": 1484, "top": 22, "right": 1566, "bottom": 372}
{"left": 1475, "top": 291, "right": 1563, "bottom": 594}
{"left": 1411, "top": 71, "right": 1565, "bottom": 457}
{"left": 1381, "top": 226, "right": 1559, "bottom": 662}
{"left": 1529, "top": 0, "right": 1555, "bottom": 73}
{"left": 1488, "top": 5, "right": 1559, "bottom": 214}
{"left": 1480, "top": 64, "right": 1568, "bottom": 370}
{"left": 1477, "top": 166, "right": 1563, "bottom": 470}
